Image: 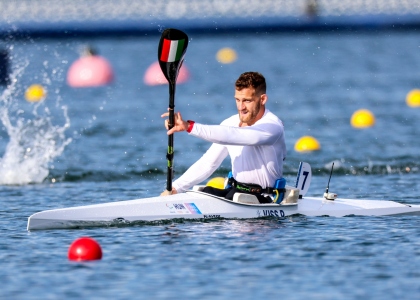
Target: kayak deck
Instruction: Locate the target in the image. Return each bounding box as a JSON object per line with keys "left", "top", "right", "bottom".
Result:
{"left": 27, "top": 191, "right": 420, "bottom": 230}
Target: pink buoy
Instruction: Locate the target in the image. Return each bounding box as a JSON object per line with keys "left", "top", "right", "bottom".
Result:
{"left": 67, "top": 54, "right": 113, "bottom": 87}
{"left": 144, "top": 61, "right": 189, "bottom": 86}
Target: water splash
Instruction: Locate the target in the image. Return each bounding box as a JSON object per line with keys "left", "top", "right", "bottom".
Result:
{"left": 0, "top": 61, "right": 71, "bottom": 185}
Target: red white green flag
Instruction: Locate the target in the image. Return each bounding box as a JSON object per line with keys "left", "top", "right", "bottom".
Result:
{"left": 160, "top": 39, "right": 185, "bottom": 63}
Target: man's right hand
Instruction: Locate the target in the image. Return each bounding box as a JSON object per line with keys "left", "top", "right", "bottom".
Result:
{"left": 161, "top": 111, "right": 189, "bottom": 135}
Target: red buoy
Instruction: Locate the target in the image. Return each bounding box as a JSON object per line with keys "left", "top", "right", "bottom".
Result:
{"left": 68, "top": 237, "right": 103, "bottom": 261}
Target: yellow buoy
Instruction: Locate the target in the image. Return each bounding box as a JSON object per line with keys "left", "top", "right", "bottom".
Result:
{"left": 216, "top": 48, "right": 237, "bottom": 64}
{"left": 206, "top": 177, "right": 226, "bottom": 189}
{"left": 350, "top": 109, "right": 375, "bottom": 128}
{"left": 294, "top": 136, "right": 321, "bottom": 152}
{"left": 406, "top": 89, "right": 420, "bottom": 107}
{"left": 25, "top": 84, "right": 46, "bottom": 102}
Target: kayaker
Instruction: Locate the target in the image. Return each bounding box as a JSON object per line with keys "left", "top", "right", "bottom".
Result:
{"left": 160, "top": 71, "right": 286, "bottom": 203}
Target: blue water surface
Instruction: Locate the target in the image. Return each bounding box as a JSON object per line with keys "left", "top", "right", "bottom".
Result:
{"left": 0, "top": 30, "right": 419, "bottom": 299}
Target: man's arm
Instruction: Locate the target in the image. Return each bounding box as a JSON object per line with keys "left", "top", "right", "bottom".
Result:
{"left": 172, "top": 142, "right": 228, "bottom": 193}
{"left": 161, "top": 110, "right": 282, "bottom": 146}
{"left": 190, "top": 123, "right": 283, "bottom": 146}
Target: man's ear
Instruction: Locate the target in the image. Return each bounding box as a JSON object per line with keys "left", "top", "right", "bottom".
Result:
{"left": 260, "top": 94, "right": 268, "bottom": 105}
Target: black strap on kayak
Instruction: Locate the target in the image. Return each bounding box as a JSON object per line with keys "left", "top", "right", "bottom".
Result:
{"left": 227, "top": 177, "right": 286, "bottom": 195}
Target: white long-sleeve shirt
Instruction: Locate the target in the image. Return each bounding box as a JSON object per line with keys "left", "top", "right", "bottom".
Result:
{"left": 173, "top": 109, "right": 286, "bottom": 193}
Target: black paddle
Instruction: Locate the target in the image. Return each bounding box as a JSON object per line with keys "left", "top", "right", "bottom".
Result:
{"left": 158, "top": 28, "right": 189, "bottom": 192}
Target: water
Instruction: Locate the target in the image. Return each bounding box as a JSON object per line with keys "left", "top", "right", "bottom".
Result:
{"left": 1, "top": 31, "right": 420, "bottom": 299}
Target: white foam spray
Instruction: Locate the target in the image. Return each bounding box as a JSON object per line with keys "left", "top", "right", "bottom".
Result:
{"left": 0, "top": 61, "right": 71, "bottom": 185}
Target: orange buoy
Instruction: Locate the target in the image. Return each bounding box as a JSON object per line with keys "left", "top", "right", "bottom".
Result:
{"left": 67, "top": 49, "right": 113, "bottom": 87}
{"left": 68, "top": 237, "right": 103, "bottom": 261}
{"left": 144, "top": 61, "right": 189, "bottom": 86}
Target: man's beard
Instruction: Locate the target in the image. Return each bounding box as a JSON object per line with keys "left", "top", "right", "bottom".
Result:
{"left": 239, "top": 101, "right": 261, "bottom": 124}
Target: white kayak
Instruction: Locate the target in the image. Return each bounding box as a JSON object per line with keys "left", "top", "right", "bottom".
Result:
{"left": 27, "top": 190, "right": 420, "bottom": 231}
{"left": 27, "top": 162, "right": 420, "bottom": 230}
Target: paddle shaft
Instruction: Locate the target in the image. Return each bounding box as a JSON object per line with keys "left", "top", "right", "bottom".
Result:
{"left": 166, "top": 82, "right": 176, "bottom": 191}
{"left": 157, "top": 28, "right": 189, "bottom": 192}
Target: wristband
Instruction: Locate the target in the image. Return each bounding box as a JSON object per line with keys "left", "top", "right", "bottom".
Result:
{"left": 187, "top": 120, "right": 195, "bottom": 133}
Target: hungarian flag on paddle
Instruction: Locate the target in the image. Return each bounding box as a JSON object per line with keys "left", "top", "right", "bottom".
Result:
{"left": 158, "top": 29, "right": 189, "bottom": 84}
{"left": 160, "top": 39, "right": 186, "bottom": 63}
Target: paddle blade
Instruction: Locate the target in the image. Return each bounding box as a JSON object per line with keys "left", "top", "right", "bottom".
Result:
{"left": 158, "top": 28, "right": 189, "bottom": 84}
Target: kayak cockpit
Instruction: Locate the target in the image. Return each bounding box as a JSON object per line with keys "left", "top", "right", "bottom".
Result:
{"left": 189, "top": 186, "right": 299, "bottom": 206}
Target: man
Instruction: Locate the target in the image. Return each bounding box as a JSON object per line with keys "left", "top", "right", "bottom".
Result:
{"left": 161, "top": 72, "right": 286, "bottom": 203}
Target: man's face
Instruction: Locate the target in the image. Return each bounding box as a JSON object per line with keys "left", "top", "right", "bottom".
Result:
{"left": 234, "top": 87, "right": 266, "bottom": 126}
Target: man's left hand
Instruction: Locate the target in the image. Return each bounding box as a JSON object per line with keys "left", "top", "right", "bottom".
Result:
{"left": 160, "top": 188, "right": 178, "bottom": 196}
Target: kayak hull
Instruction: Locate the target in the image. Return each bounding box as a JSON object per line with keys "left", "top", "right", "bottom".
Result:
{"left": 27, "top": 191, "right": 420, "bottom": 230}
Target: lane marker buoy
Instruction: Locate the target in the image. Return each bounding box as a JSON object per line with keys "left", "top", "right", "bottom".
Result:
{"left": 216, "top": 48, "right": 237, "bottom": 64}
{"left": 406, "top": 89, "right": 420, "bottom": 107}
{"left": 350, "top": 109, "right": 375, "bottom": 128}
{"left": 25, "top": 84, "right": 46, "bottom": 102}
{"left": 68, "top": 237, "right": 102, "bottom": 261}
{"left": 294, "top": 136, "right": 321, "bottom": 152}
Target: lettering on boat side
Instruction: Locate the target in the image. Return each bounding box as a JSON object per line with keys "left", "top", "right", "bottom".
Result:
{"left": 203, "top": 215, "right": 220, "bottom": 219}
{"left": 257, "top": 210, "right": 285, "bottom": 217}
{"left": 166, "top": 203, "right": 202, "bottom": 214}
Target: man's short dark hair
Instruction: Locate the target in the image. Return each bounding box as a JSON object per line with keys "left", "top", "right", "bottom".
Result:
{"left": 235, "top": 72, "right": 266, "bottom": 95}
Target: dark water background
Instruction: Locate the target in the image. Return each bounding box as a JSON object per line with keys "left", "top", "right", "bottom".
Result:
{"left": 0, "top": 31, "right": 419, "bottom": 299}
